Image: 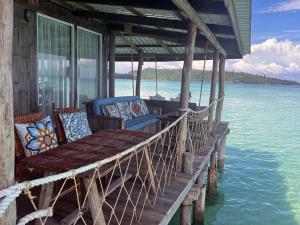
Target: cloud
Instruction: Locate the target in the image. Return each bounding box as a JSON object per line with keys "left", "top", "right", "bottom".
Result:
{"left": 226, "top": 38, "right": 300, "bottom": 81}
{"left": 260, "top": 0, "right": 300, "bottom": 13}
{"left": 116, "top": 38, "right": 300, "bottom": 82}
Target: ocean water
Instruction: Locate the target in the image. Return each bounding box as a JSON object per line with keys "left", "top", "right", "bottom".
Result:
{"left": 116, "top": 79, "right": 300, "bottom": 225}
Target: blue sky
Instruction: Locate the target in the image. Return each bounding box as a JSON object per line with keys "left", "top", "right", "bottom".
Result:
{"left": 252, "top": 0, "right": 300, "bottom": 44}
{"left": 116, "top": 0, "right": 300, "bottom": 82}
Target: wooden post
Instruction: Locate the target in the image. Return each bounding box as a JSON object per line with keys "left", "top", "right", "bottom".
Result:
{"left": 108, "top": 31, "right": 116, "bottom": 98}
{"left": 217, "top": 136, "right": 227, "bottom": 170}
{"left": 194, "top": 171, "right": 207, "bottom": 224}
{"left": 183, "top": 152, "right": 194, "bottom": 175}
{"left": 102, "top": 35, "right": 109, "bottom": 98}
{"left": 181, "top": 197, "right": 193, "bottom": 225}
{"left": 177, "top": 22, "right": 197, "bottom": 172}
{"left": 208, "top": 150, "right": 218, "bottom": 195}
{"left": 215, "top": 55, "right": 226, "bottom": 125}
{"left": 208, "top": 50, "right": 220, "bottom": 136}
{"left": 0, "top": 1, "right": 16, "bottom": 225}
{"left": 135, "top": 49, "right": 144, "bottom": 96}
{"left": 83, "top": 176, "right": 106, "bottom": 225}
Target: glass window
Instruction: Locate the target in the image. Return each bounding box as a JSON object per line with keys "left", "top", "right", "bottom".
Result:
{"left": 37, "top": 15, "right": 73, "bottom": 116}
{"left": 77, "top": 28, "right": 101, "bottom": 109}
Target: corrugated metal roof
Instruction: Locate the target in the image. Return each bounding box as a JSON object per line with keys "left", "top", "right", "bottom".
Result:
{"left": 60, "top": 0, "right": 252, "bottom": 60}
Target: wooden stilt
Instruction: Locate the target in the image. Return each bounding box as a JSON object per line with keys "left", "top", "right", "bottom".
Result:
{"left": 0, "top": 1, "right": 16, "bottom": 225}
{"left": 217, "top": 136, "right": 227, "bottom": 170}
{"left": 83, "top": 176, "right": 106, "bottom": 225}
{"left": 177, "top": 22, "right": 197, "bottom": 172}
{"left": 181, "top": 197, "right": 193, "bottom": 225}
{"left": 194, "top": 171, "right": 207, "bottom": 224}
{"left": 108, "top": 31, "right": 116, "bottom": 98}
{"left": 208, "top": 50, "right": 220, "bottom": 136}
{"left": 144, "top": 147, "right": 157, "bottom": 194}
{"left": 135, "top": 49, "right": 144, "bottom": 96}
{"left": 208, "top": 151, "right": 218, "bottom": 194}
{"left": 215, "top": 55, "right": 226, "bottom": 125}
{"left": 35, "top": 171, "right": 55, "bottom": 225}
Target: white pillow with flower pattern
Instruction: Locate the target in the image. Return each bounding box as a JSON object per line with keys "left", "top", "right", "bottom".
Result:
{"left": 15, "top": 116, "right": 58, "bottom": 157}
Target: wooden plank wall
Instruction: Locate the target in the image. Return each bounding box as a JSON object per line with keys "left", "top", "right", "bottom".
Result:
{"left": 12, "top": 0, "right": 108, "bottom": 115}
{"left": 13, "top": 1, "right": 37, "bottom": 115}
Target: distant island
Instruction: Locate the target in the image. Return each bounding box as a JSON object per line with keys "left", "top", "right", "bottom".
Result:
{"left": 116, "top": 68, "right": 299, "bottom": 85}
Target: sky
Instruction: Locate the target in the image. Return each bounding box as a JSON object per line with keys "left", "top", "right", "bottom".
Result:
{"left": 116, "top": 0, "right": 300, "bottom": 82}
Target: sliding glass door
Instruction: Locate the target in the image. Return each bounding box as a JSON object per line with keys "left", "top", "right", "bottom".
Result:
{"left": 77, "top": 28, "right": 101, "bottom": 109}
{"left": 37, "top": 15, "right": 73, "bottom": 116}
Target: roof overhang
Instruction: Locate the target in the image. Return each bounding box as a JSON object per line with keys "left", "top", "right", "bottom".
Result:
{"left": 51, "top": 0, "right": 252, "bottom": 61}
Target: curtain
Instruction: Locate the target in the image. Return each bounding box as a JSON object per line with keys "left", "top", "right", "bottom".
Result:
{"left": 77, "top": 28, "right": 100, "bottom": 109}
{"left": 38, "top": 16, "right": 72, "bottom": 116}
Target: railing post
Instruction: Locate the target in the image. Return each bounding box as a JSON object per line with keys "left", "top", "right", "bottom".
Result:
{"left": 135, "top": 49, "right": 144, "bottom": 96}
{"left": 208, "top": 50, "right": 220, "bottom": 137}
{"left": 215, "top": 55, "right": 226, "bottom": 125}
{"left": 177, "top": 22, "right": 197, "bottom": 172}
{"left": 0, "top": 1, "right": 16, "bottom": 225}
{"left": 108, "top": 30, "right": 116, "bottom": 98}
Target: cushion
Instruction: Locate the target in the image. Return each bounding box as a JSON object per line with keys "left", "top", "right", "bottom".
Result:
{"left": 15, "top": 116, "right": 58, "bottom": 157}
{"left": 102, "top": 104, "right": 121, "bottom": 118}
{"left": 130, "top": 100, "right": 144, "bottom": 118}
{"left": 139, "top": 99, "right": 149, "bottom": 115}
{"left": 92, "top": 96, "right": 140, "bottom": 116}
{"left": 59, "top": 111, "right": 92, "bottom": 142}
{"left": 125, "top": 114, "right": 158, "bottom": 131}
{"left": 116, "top": 102, "right": 133, "bottom": 121}
{"left": 130, "top": 100, "right": 149, "bottom": 118}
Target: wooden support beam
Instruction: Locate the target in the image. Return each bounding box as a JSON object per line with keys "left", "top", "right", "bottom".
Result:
{"left": 108, "top": 31, "right": 116, "bottom": 97}
{"left": 215, "top": 55, "right": 226, "bottom": 125}
{"left": 68, "top": 0, "right": 228, "bottom": 14}
{"left": 115, "top": 53, "right": 208, "bottom": 62}
{"left": 194, "top": 171, "right": 207, "bottom": 224}
{"left": 181, "top": 197, "right": 193, "bottom": 225}
{"left": 102, "top": 35, "right": 109, "bottom": 98}
{"left": 73, "top": 10, "right": 234, "bottom": 35}
{"left": 208, "top": 50, "right": 220, "bottom": 136}
{"left": 177, "top": 22, "right": 197, "bottom": 172}
{"left": 208, "top": 151, "right": 218, "bottom": 195}
{"left": 135, "top": 49, "right": 144, "bottom": 96}
{"left": 83, "top": 176, "right": 106, "bottom": 225}
{"left": 217, "top": 136, "right": 227, "bottom": 171}
{"left": 170, "top": 0, "right": 227, "bottom": 56}
{"left": 0, "top": 1, "right": 16, "bottom": 225}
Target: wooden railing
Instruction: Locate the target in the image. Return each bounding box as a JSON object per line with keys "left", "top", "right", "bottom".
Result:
{"left": 0, "top": 102, "right": 216, "bottom": 225}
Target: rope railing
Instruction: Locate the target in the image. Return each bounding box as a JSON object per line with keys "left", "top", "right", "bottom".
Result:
{"left": 0, "top": 102, "right": 216, "bottom": 225}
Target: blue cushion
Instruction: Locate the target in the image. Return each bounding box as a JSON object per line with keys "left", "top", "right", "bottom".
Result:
{"left": 92, "top": 96, "right": 140, "bottom": 116}
{"left": 125, "top": 114, "right": 158, "bottom": 131}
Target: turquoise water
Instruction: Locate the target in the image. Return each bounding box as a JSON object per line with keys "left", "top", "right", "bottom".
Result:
{"left": 116, "top": 79, "right": 300, "bottom": 225}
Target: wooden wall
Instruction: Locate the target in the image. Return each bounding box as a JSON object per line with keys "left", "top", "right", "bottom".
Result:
{"left": 12, "top": 0, "right": 108, "bottom": 115}
{"left": 13, "top": 1, "right": 37, "bottom": 115}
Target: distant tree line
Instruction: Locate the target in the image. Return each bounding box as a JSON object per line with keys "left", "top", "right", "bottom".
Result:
{"left": 116, "top": 68, "right": 299, "bottom": 85}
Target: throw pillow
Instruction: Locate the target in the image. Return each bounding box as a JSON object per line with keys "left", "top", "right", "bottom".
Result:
{"left": 59, "top": 111, "right": 92, "bottom": 142}
{"left": 139, "top": 99, "right": 149, "bottom": 115}
{"left": 102, "top": 104, "right": 121, "bottom": 118}
{"left": 130, "top": 100, "right": 144, "bottom": 118}
{"left": 15, "top": 116, "right": 58, "bottom": 157}
{"left": 116, "top": 102, "right": 133, "bottom": 121}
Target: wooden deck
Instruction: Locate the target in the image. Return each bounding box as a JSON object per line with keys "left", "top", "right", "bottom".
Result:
{"left": 16, "top": 122, "right": 229, "bottom": 225}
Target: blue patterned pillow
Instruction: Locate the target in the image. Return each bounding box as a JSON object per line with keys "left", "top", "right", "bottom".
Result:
{"left": 116, "top": 102, "right": 133, "bottom": 121}
{"left": 59, "top": 111, "right": 92, "bottom": 142}
{"left": 15, "top": 116, "right": 58, "bottom": 157}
